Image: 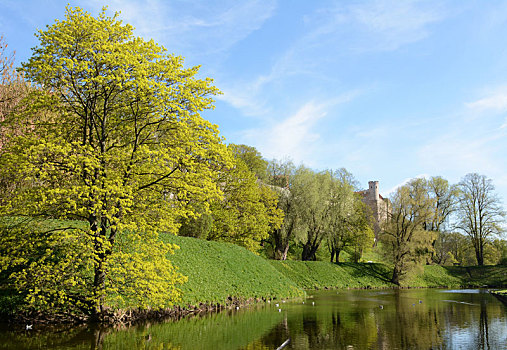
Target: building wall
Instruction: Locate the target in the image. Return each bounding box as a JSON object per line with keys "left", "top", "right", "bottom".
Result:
{"left": 359, "top": 181, "right": 389, "bottom": 241}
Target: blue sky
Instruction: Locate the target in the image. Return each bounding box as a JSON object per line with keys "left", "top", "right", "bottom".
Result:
{"left": 1, "top": 0, "right": 507, "bottom": 208}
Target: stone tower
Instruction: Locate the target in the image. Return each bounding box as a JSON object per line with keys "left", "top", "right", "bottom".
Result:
{"left": 368, "top": 181, "right": 379, "bottom": 201}
{"left": 359, "top": 181, "right": 389, "bottom": 242}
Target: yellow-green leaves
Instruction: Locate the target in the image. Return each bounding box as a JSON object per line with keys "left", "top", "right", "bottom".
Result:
{"left": 1, "top": 6, "right": 231, "bottom": 317}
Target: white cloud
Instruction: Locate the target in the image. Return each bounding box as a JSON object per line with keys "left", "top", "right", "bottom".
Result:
{"left": 304, "top": 0, "right": 447, "bottom": 53}
{"left": 239, "top": 91, "right": 362, "bottom": 163}
{"left": 241, "top": 101, "right": 328, "bottom": 163}
{"left": 88, "top": 0, "right": 277, "bottom": 58}
{"left": 466, "top": 87, "right": 507, "bottom": 113}
{"left": 217, "top": 74, "right": 274, "bottom": 117}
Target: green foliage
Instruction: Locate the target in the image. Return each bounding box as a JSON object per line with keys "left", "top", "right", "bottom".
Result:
{"left": 0, "top": 6, "right": 231, "bottom": 317}
{"left": 228, "top": 143, "right": 268, "bottom": 181}
{"left": 457, "top": 173, "right": 506, "bottom": 265}
{"left": 180, "top": 145, "right": 283, "bottom": 252}
{"left": 206, "top": 152, "right": 283, "bottom": 252}
{"left": 160, "top": 234, "right": 304, "bottom": 305}
{"left": 380, "top": 178, "right": 436, "bottom": 284}
{"left": 293, "top": 167, "right": 335, "bottom": 261}
{"left": 326, "top": 169, "right": 374, "bottom": 263}
{"left": 264, "top": 159, "right": 297, "bottom": 260}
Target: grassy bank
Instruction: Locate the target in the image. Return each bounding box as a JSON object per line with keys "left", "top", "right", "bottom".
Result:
{"left": 163, "top": 236, "right": 506, "bottom": 306}
{"left": 269, "top": 261, "right": 395, "bottom": 289}
{"left": 269, "top": 260, "right": 507, "bottom": 290}
{"left": 3, "top": 232, "right": 505, "bottom": 322}
{"left": 161, "top": 234, "right": 304, "bottom": 306}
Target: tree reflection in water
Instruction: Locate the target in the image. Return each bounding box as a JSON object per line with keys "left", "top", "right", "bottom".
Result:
{"left": 0, "top": 289, "right": 505, "bottom": 349}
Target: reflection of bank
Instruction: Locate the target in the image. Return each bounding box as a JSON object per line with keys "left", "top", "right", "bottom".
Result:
{"left": 375, "top": 289, "right": 443, "bottom": 349}
{"left": 490, "top": 290, "right": 507, "bottom": 306}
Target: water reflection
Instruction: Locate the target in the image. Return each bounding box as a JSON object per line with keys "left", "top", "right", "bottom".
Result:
{"left": 0, "top": 289, "right": 505, "bottom": 349}
{"left": 256, "top": 289, "right": 507, "bottom": 349}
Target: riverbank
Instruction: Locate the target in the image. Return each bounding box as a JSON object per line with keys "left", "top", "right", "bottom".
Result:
{"left": 160, "top": 234, "right": 305, "bottom": 306}
{"left": 269, "top": 259, "right": 507, "bottom": 290}
{"left": 2, "top": 234, "right": 506, "bottom": 324}
{"left": 165, "top": 235, "right": 507, "bottom": 299}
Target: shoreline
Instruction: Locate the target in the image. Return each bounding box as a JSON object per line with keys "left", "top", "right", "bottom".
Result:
{"left": 4, "top": 283, "right": 507, "bottom": 327}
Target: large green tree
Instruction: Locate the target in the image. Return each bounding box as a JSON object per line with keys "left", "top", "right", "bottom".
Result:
{"left": 188, "top": 145, "right": 283, "bottom": 252}
{"left": 423, "top": 176, "right": 459, "bottom": 264}
{"left": 294, "top": 167, "right": 335, "bottom": 261}
{"left": 326, "top": 169, "right": 373, "bottom": 263}
{"left": 228, "top": 143, "right": 268, "bottom": 181}
{"left": 456, "top": 173, "right": 505, "bottom": 265}
{"left": 380, "top": 178, "right": 435, "bottom": 284}
{"left": 265, "top": 159, "right": 297, "bottom": 260}
{"left": 0, "top": 7, "right": 231, "bottom": 319}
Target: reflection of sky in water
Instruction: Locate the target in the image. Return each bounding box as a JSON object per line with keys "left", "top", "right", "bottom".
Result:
{"left": 440, "top": 289, "right": 482, "bottom": 294}
{"left": 442, "top": 300, "right": 478, "bottom": 306}
{"left": 444, "top": 319, "right": 507, "bottom": 349}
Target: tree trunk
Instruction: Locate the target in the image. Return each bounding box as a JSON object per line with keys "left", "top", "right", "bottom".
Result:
{"left": 92, "top": 262, "right": 106, "bottom": 320}
{"left": 391, "top": 265, "right": 401, "bottom": 285}
{"left": 281, "top": 242, "right": 289, "bottom": 260}
{"left": 335, "top": 248, "right": 341, "bottom": 263}
{"left": 476, "top": 249, "right": 484, "bottom": 265}
{"left": 302, "top": 243, "right": 312, "bottom": 261}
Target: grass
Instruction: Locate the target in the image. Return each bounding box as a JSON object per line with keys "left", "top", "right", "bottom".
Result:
{"left": 269, "top": 260, "right": 395, "bottom": 289}
{"left": 160, "top": 234, "right": 305, "bottom": 306}
{"left": 269, "top": 260, "right": 507, "bottom": 290}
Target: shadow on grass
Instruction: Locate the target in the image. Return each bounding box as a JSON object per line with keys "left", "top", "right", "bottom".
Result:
{"left": 337, "top": 262, "right": 393, "bottom": 285}
{"left": 443, "top": 265, "right": 507, "bottom": 287}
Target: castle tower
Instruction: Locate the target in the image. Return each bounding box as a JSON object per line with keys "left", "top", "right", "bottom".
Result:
{"left": 368, "top": 181, "right": 379, "bottom": 201}
{"left": 359, "top": 180, "right": 389, "bottom": 244}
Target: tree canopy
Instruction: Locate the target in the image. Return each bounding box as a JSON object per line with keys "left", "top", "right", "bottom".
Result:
{"left": 457, "top": 173, "right": 506, "bottom": 265}
{"left": 0, "top": 7, "right": 231, "bottom": 318}
{"left": 380, "top": 178, "right": 435, "bottom": 284}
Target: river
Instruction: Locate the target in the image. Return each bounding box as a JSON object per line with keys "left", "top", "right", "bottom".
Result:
{"left": 1, "top": 289, "right": 506, "bottom": 349}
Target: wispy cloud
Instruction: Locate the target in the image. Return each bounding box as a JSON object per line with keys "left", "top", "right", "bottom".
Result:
{"left": 466, "top": 86, "right": 507, "bottom": 113}
{"left": 242, "top": 101, "right": 328, "bottom": 164}
{"left": 303, "top": 0, "right": 447, "bottom": 53}
{"left": 89, "top": 0, "right": 277, "bottom": 59}
{"left": 240, "top": 91, "right": 361, "bottom": 164}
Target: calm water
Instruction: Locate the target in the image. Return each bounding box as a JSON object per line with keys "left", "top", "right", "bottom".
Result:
{"left": 1, "top": 289, "right": 506, "bottom": 349}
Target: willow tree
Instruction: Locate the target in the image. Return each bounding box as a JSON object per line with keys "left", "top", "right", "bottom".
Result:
{"left": 325, "top": 169, "right": 373, "bottom": 263}
{"left": 0, "top": 7, "right": 230, "bottom": 319}
{"left": 380, "top": 178, "right": 435, "bottom": 284}
{"left": 266, "top": 159, "right": 297, "bottom": 260}
{"left": 294, "top": 167, "right": 335, "bottom": 261}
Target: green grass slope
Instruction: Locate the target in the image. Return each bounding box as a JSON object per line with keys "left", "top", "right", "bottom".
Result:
{"left": 270, "top": 260, "right": 507, "bottom": 290}
{"left": 269, "top": 261, "right": 396, "bottom": 289}
{"left": 161, "top": 234, "right": 304, "bottom": 306}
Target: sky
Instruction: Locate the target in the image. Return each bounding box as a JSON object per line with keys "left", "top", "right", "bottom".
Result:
{"left": 1, "top": 0, "right": 507, "bottom": 209}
